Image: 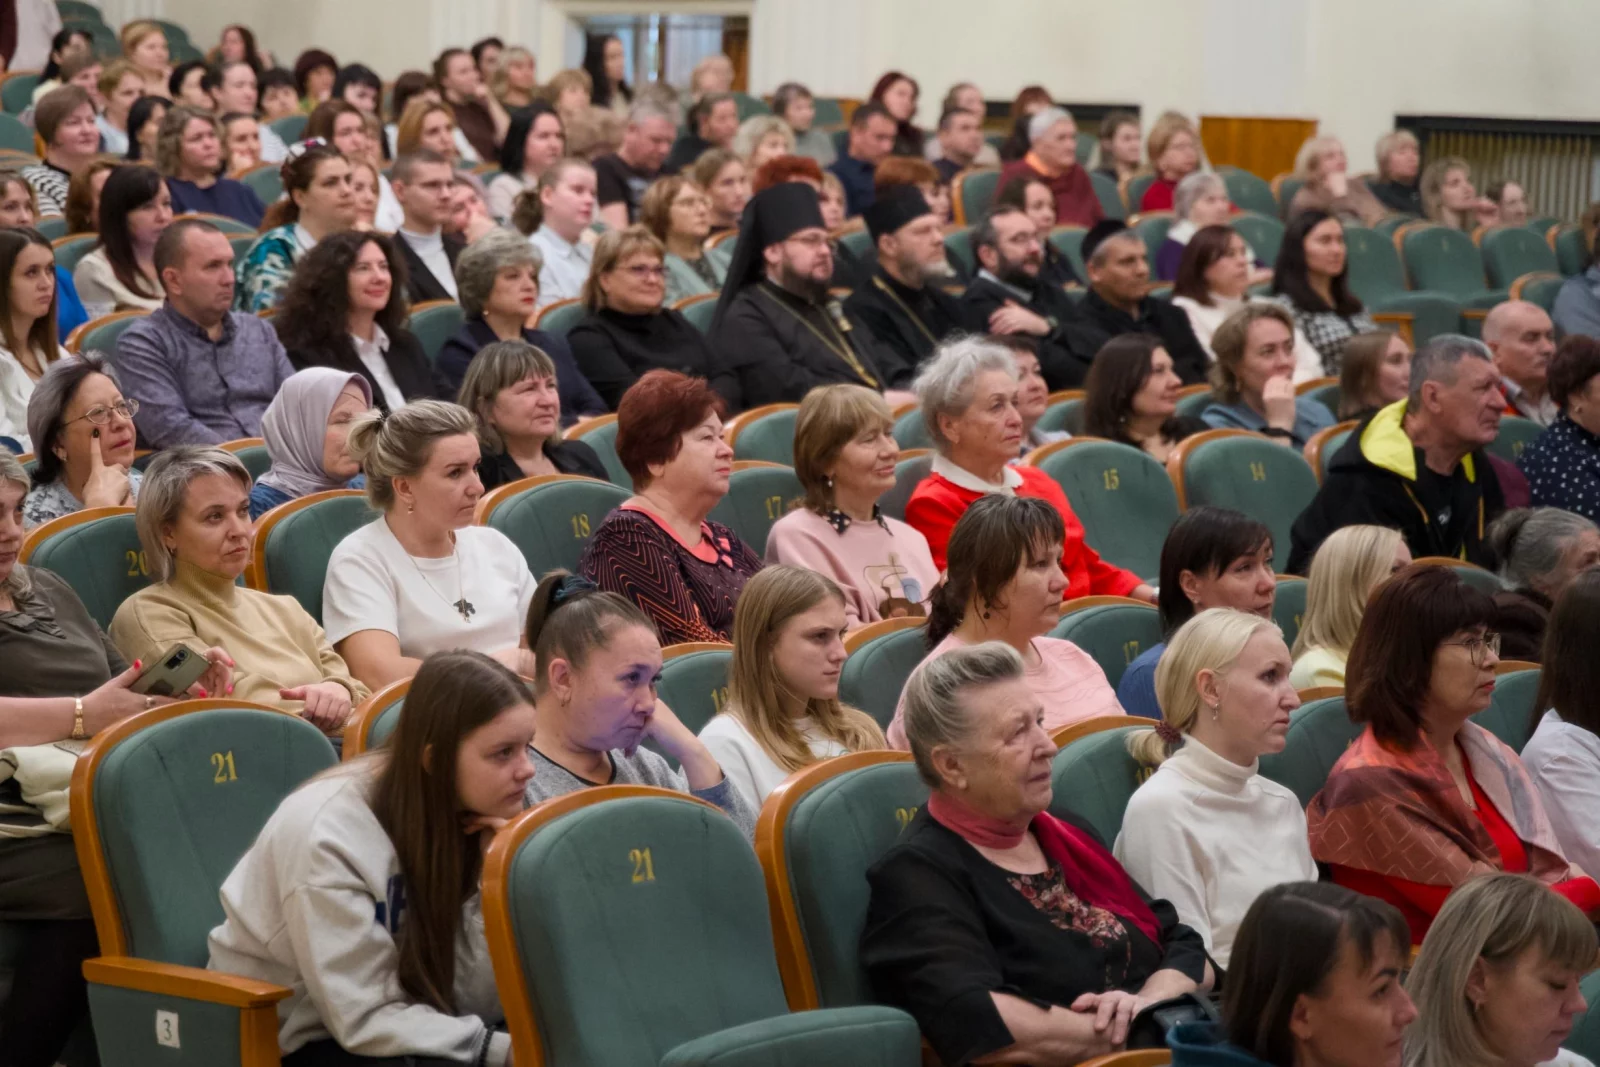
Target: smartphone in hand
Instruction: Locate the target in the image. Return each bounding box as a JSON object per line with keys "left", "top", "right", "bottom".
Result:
{"left": 129, "top": 644, "right": 210, "bottom": 697}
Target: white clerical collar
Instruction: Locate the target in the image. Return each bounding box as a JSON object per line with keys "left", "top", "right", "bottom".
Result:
{"left": 931, "top": 452, "right": 1023, "bottom": 494}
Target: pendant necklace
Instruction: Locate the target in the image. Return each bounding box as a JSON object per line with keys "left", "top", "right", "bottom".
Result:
{"left": 410, "top": 532, "right": 476, "bottom": 621}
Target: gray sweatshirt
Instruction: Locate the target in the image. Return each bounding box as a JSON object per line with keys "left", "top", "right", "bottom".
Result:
{"left": 206, "top": 764, "right": 510, "bottom": 1065}
{"left": 525, "top": 745, "right": 757, "bottom": 840}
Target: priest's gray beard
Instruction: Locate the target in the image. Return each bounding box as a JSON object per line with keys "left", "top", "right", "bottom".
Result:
{"left": 898, "top": 249, "right": 955, "bottom": 288}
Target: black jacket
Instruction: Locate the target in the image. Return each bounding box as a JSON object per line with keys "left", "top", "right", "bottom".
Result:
{"left": 1368, "top": 179, "right": 1422, "bottom": 217}
{"left": 436, "top": 317, "right": 607, "bottom": 423}
{"left": 959, "top": 273, "right": 1088, "bottom": 389}
{"left": 567, "top": 307, "right": 737, "bottom": 411}
{"left": 285, "top": 329, "right": 447, "bottom": 413}
{"left": 1287, "top": 406, "right": 1507, "bottom": 573}
{"left": 396, "top": 231, "right": 466, "bottom": 304}
{"left": 477, "top": 437, "right": 609, "bottom": 491}
{"left": 844, "top": 269, "right": 964, "bottom": 379}
{"left": 1061, "top": 289, "right": 1212, "bottom": 386}
{"left": 662, "top": 132, "right": 712, "bottom": 176}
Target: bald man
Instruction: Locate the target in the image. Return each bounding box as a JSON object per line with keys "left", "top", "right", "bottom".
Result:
{"left": 1483, "top": 300, "right": 1558, "bottom": 426}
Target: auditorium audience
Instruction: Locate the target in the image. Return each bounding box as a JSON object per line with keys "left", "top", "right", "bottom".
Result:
{"left": 866, "top": 640, "right": 1212, "bottom": 1066}
{"left": 1483, "top": 507, "right": 1600, "bottom": 661}
{"left": 275, "top": 231, "right": 446, "bottom": 412}
{"left": 111, "top": 446, "right": 367, "bottom": 727}
{"left": 578, "top": 370, "right": 760, "bottom": 641}
{"left": 95, "top": 60, "right": 144, "bottom": 156}
{"left": 1139, "top": 112, "right": 1202, "bottom": 212}
{"left": 167, "top": 60, "right": 214, "bottom": 112}
{"left": 1157, "top": 172, "right": 1233, "bottom": 282}
{"left": 699, "top": 565, "right": 888, "bottom": 805}
{"left": 207, "top": 649, "right": 522, "bottom": 1067}
{"left": 1081, "top": 333, "right": 1207, "bottom": 462}
{"left": 583, "top": 33, "right": 632, "bottom": 115}
{"left": 594, "top": 100, "right": 677, "bottom": 228}
{"left": 293, "top": 48, "right": 338, "bottom": 110}
{"left": 771, "top": 81, "right": 836, "bottom": 167}
{"left": 220, "top": 112, "right": 262, "bottom": 174}
{"left": 0, "top": 171, "right": 88, "bottom": 340}
{"left": 993, "top": 175, "right": 1079, "bottom": 288}
{"left": 457, "top": 339, "right": 606, "bottom": 491}
{"left": 121, "top": 20, "right": 170, "bottom": 98}
{"left": 1422, "top": 156, "right": 1494, "bottom": 232}
{"left": 1172, "top": 224, "right": 1319, "bottom": 372}
{"left": 62, "top": 154, "right": 116, "bottom": 235}
{"left": 20, "top": 355, "right": 141, "bottom": 526}
{"left": 997, "top": 106, "right": 1103, "bottom": 228}
{"left": 521, "top": 572, "right": 755, "bottom": 834}
{"left": 1289, "top": 524, "right": 1410, "bottom": 689}
{"left": 1092, "top": 110, "right": 1142, "bottom": 185}
{"left": 394, "top": 97, "right": 465, "bottom": 165}
{"left": 324, "top": 400, "right": 535, "bottom": 689}
{"left": 1486, "top": 179, "right": 1531, "bottom": 227}
{"left": 905, "top": 336, "right": 1151, "bottom": 603}
{"left": 521, "top": 157, "right": 598, "bottom": 310}
{"left": 663, "top": 91, "right": 738, "bottom": 175}
{"left": 347, "top": 158, "right": 380, "bottom": 230}
{"left": 566, "top": 226, "right": 729, "bottom": 411}
{"left": 433, "top": 46, "right": 508, "bottom": 164}
{"left": 691, "top": 147, "right": 751, "bottom": 234}
{"left": 733, "top": 114, "right": 796, "bottom": 172}
{"left": 236, "top": 144, "right": 358, "bottom": 313}
{"left": 1520, "top": 335, "right": 1600, "bottom": 518}
{"left": 247, "top": 367, "right": 370, "bottom": 518}
{"left": 118, "top": 219, "right": 294, "bottom": 447}
{"left": 23, "top": 87, "right": 102, "bottom": 217}
{"left": 1288, "top": 335, "right": 1508, "bottom": 573}
{"left": 210, "top": 24, "right": 270, "bottom": 73}
{"left": 390, "top": 149, "right": 463, "bottom": 302}
{"left": 213, "top": 60, "right": 287, "bottom": 162}
{"left": 1337, "top": 329, "right": 1413, "bottom": 420}
{"left": 449, "top": 176, "right": 498, "bottom": 243}
{"left": 845, "top": 187, "right": 962, "bottom": 372}
{"left": 766, "top": 384, "right": 939, "bottom": 624}
{"left": 688, "top": 53, "right": 734, "bottom": 98}
{"left": 869, "top": 71, "right": 925, "bottom": 158}
{"left": 1118, "top": 607, "right": 1314, "bottom": 969}
{"left": 1118, "top": 507, "right": 1275, "bottom": 720}
{"left": 1404, "top": 873, "right": 1595, "bottom": 1067}
{"left": 1307, "top": 563, "right": 1600, "bottom": 943}
{"left": 638, "top": 174, "right": 725, "bottom": 305}
{"left": 1482, "top": 300, "right": 1558, "bottom": 427}
{"left": 486, "top": 103, "right": 565, "bottom": 221}
{"left": 156, "top": 106, "right": 267, "bottom": 227}
{"left": 930, "top": 104, "right": 987, "bottom": 185}
{"left": 1201, "top": 303, "right": 1336, "bottom": 448}
{"left": 1271, "top": 209, "right": 1379, "bottom": 374}
{"left": 959, "top": 206, "right": 1087, "bottom": 388}
{"left": 491, "top": 46, "right": 536, "bottom": 110}
{"left": 0, "top": 229, "right": 66, "bottom": 450}
{"left": 536, "top": 67, "right": 591, "bottom": 123}
{"left": 124, "top": 94, "right": 168, "bottom": 162}
{"left": 828, "top": 102, "right": 897, "bottom": 217}
{"left": 1286, "top": 136, "right": 1385, "bottom": 226}
{"left": 258, "top": 68, "right": 298, "bottom": 122}
{"left": 997, "top": 85, "right": 1053, "bottom": 162}
{"left": 1368, "top": 129, "right": 1423, "bottom": 217}
{"left": 1166, "top": 882, "right": 1416, "bottom": 1067}
{"left": 33, "top": 27, "right": 93, "bottom": 103}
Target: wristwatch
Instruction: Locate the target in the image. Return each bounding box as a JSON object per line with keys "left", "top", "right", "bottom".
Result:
{"left": 1261, "top": 427, "right": 1294, "bottom": 439}
{"left": 71, "top": 697, "right": 86, "bottom": 741}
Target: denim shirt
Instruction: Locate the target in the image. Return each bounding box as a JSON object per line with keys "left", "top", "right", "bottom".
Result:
{"left": 1200, "top": 397, "right": 1334, "bottom": 450}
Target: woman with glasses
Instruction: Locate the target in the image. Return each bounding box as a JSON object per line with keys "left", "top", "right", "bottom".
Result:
{"left": 21, "top": 355, "right": 142, "bottom": 527}
{"left": 1307, "top": 563, "right": 1600, "bottom": 944}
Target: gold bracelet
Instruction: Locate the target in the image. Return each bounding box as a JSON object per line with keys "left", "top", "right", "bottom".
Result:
{"left": 71, "top": 697, "right": 86, "bottom": 741}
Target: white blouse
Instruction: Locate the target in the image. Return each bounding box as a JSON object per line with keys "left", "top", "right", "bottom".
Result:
{"left": 0, "top": 344, "right": 66, "bottom": 450}
{"left": 1522, "top": 710, "right": 1600, "bottom": 881}
{"left": 698, "top": 712, "right": 849, "bottom": 808}
{"left": 1172, "top": 293, "right": 1324, "bottom": 384}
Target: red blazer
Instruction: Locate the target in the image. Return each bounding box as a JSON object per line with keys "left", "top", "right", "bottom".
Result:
{"left": 906, "top": 465, "right": 1140, "bottom": 600}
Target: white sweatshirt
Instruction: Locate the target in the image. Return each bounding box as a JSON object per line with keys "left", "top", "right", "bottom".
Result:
{"left": 207, "top": 764, "right": 510, "bottom": 1065}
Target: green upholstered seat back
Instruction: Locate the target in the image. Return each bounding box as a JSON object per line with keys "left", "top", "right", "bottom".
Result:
{"left": 259, "top": 494, "right": 376, "bottom": 624}
{"left": 93, "top": 708, "right": 336, "bottom": 964}
{"left": 707, "top": 465, "right": 803, "bottom": 556}
{"left": 572, "top": 419, "right": 631, "bottom": 488}
{"left": 407, "top": 302, "right": 465, "bottom": 365}
{"left": 839, "top": 627, "right": 929, "bottom": 731}
{"left": 505, "top": 793, "right": 790, "bottom": 1066}
{"left": 1258, "top": 696, "right": 1359, "bottom": 808}
{"left": 1562, "top": 970, "right": 1600, "bottom": 1063}
{"left": 1130, "top": 214, "right": 1174, "bottom": 261}
{"left": 239, "top": 165, "right": 283, "bottom": 205}
{"left": 1275, "top": 177, "right": 1305, "bottom": 217}
{"left": 1516, "top": 273, "right": 1564, "bottom": 313}
{"left": 0, "top": 113, "right": 34, "bottom": 153}
{"left": 680, "top": 296, "right": 720, "bottom": 334}
{"left": 1481, "top": 226, "right": 1558, "bottom": 288}
{"left": 1034, "top": 397, "right": 1084, "bottom": 436}
{"left": 1554, "top": 224, "right": 1587, "bottom": 276}
{"left": 1220, "top": 170, "right": 1278, "bottom": 219}
{"left": 954, "top": 169, "right": 1000, "bottom": 225}
{"left": 1177, "top": 435, "right": 1318, "bottom": 572}
{"left": 52, "top": 234, "right": 98, "bottom": 274}
{"left": 1126, "top": 174, "right": 1156, "bottom": 211}
{"left": 1048, "top": 226, "right": 1089, "bottom": 279}
{"left": 268, "top": 114, "right": 307, "bottom": 142}
{"left": 1229, "top": 212, "right": 1285, "bottom": 265}
{"left": 1302, "top": 383, "right": 1342, "bottom": 421}
{"left": 1366, "top": 290, "right": 1467, "bottom": 346}
{"left": 484, "top": 477, "right": 628, "bottom": 578}
{"left": 1176, "top": 388, "right": 1216, "bottom": 419}
{"left": 1272, "top": 577, "right": 1307, "bottom": 651}
{"left": 1473, "top": 669, "right": 1540, "bottom": 753}
{"left": 1033, "top": 442, "right": 1177, "bottom": 580}
{"left": 537, "top": 300, "right": 587, "bottom": 338}
{"left": 658, "top": 649, "right": 733, "bottom": 736}
{"left": 1089, "top": 172, "right": 1124, "bottom": 219}
{"left": 366, "top": 696, "right": 406, "bottom": 751}
{"left": 944, "top": 228, "right": 975, "bottom": 277}
{"left": 1047, "top": 725, "right": 1148, "bottom": 845}
{"left": 783, "top": 760, "right": 928, "bottom": 1006}
{"left": 1049, "top": 602, "right": 1161, "bottom": 691}
{"left": 0, "top": 73, "right": 38, "bottom": 113}
{"left": 228, "top": 444, "right": 272, "bottom": 482}
{"left": 1401, "top": 225, "right": 1491, "bottom": 297}
{"left": 1342, "top": 225, "right": 1409, "bottom": 306}
{"left": 731, "top": 410, "right": 798, "bottom": 465}
{"left": 76, "top": 313, "right": 147, "bottom": 357}
{"left": 26, "top": 511, "right": 149, "bottom": 629}
{"left": 890, "top": 409, "right": 932, "bottom": 451}
{"left": 879, "top": 453, "right": 931, "bottom": 523}
{"left": 1487, "top": 416, "right": 1543, "bottom": 465}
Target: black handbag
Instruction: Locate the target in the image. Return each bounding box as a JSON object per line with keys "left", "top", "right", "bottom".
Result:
{"left": 1126, "top": 992, "right": 1222, "bottom": 1049}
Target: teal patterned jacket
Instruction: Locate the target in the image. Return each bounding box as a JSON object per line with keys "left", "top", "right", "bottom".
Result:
{"left": 235, "top": 225, "right": 303, "bottom": 314}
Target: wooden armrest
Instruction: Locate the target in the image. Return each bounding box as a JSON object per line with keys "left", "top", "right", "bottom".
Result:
{"left": 84, "top": 957, "right": 293, "bottom": 1009}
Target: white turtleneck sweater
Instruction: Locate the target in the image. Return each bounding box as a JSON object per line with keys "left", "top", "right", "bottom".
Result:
{"left": 1113, "top": 735, "right": 1316, "bottom": 969}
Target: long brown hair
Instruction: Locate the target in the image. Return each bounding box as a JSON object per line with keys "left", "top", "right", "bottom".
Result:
{"left": 0, "top": 229, "right": 58, "bottom": 360}
{"left": 725, "top": 567, "right": 885, "bottom": 772}
{"left": 366, "top": 649, "right": 533, "bottom": 1012}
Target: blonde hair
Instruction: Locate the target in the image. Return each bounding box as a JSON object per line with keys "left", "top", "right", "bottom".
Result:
{"left": 1293, "top": 135, "right": 1344, "bottom": 181}
{"left": 901, "top": 640, "right": 1025, "bottom": 788}
{"left": 490, "top": 46, "right": 533, "bottom": 101}
{"left": 537, "top": 68, "right": 593, "bottom": 109}
{"left": 1375, "top": 129, "right": 1419, "bottom": 181}
{"left": 135, "top": 446, "right": 252, "bottom": 582}
{"left": 733, "top": 115, "right": 795, "bottom": 162}
{"left": 724, "top": 566, "right": 886, "bottom": 774}
{"left": 1145, "top": 111, "right": 1196, "bottom": 168}
{"left": 1130, "top": 608, "right": 1279, "bottom": 768}
{"left": 120, "top": 20, "right": 163, "bottom": 59}
{"left": 1421, "top": 156, "right": 1472, "bottom": 230}
{"left": 1292, "top": 525, "right": 1404, "bottom": 660}
{"left": 345, "top": 399, "right": 477, "bottom": 512}
{"left": 155, "top": 106, "right": 220, "bottom": 178}
{"left": 580, "top": 225, "right": 664, "bottom": 313}
{"left": 792, "top": 384, "right": 894, "bottom": 514}
{"left": 1405, "top": 873, "right": 1597, "bottom": 1067}
{"left": 395, "top": 98, "right": 457, "bottom": 159}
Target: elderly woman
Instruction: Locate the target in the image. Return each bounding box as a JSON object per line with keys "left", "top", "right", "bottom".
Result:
{"left": 247, "top": 368, "right": 371, "bottom": 519}
{"left": 904, "top": 336, "right": 1152, "bottom": 600}
{"left": 565, "top": 226, "right": 732, "bottom": 411}
{"left": 1290, "top": 524, "right": 1411, "bottom": 689}
{"left": 21, "top": 87, "right": 102, "bottom": 216}
{"left": 1156, "top": 172, "right": 1259, "bottom": 283}
{"left": 1286, "top": 135, "right": 1386, "bottom": 226}
{"left": 110, "top": 447, "right": 365, "bottom": 735}
{"left": 436, "top": 228, "right": 605, "bottom": 419}
{"left": 1118, "top": 608, "right": 1315, "bottom": 970}
{"left": 1337, "top": 330, "right": 1413, "bottom": 420}
{"left": 486, "top": 103, "right": 565, "bottom": 222}
{"left": 638, "top": 174, "right": 726, "bottom": 307}
{"left": 1406, "top": 873, "right": 1596, "bottom": 1067}
{"left": 1482, "top": 507, "right": 1600, "bottom": 661}
{"left": 156, "top": 105, "right": 267, "bottom": 227}
{"left": 578, "top": 370, "right": 762, "bottom": 644}
{"left": 1308, "top": 563, "right": 1600, "bottom": 943}
{"left": 766, "top": 384, "right": 939, "bottom": 626}
{"left": 887, "top": 495, "right": 1125, "bottom": 748}
{"left": 1368, "top": 129, "right": 1422, "bottom": 216}
{"left": 865, "top": 641, "right": 1214, "bottom": 1067}
{"left": 457, "top": 339, "right": 607, "bottom": 490}
{"left": 1270, "top": 209, "right": 1379, "bottom": 375}
{"left": 20, "top": 355, "right": 141, "bottom": 527}
{"left": 734, "top": 114, "right": 796, "bottom": 171}
{"left": 1520, "top": 336, "right": 1600, "bottom": 518}
{"left": 1202, "top": 304, "right": 1336, "bottom": 448}
{"left": 323, "top": 400, "right": 536, "bottom": 690}
{"left": 1172, "top": 225, "right": 1320, "bottom": 373}
{"left": 1082, "top": 335, "right": 1208, "bottom": 463}
{"left": 1139, "top": 111, "right": 1202, "bottom": 213}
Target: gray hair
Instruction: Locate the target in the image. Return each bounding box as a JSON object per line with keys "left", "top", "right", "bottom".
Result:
{"left": 1026, "top": 106, "right": 1074, "bottom": 144}
{"left": 1486, "top": 507, "right": 1598, "bottom": 594}
{"left": 25, "top": 354, "right": 118, "bottom": 487}
{"left": 135, "top": 446, "right": 251, "bottom": 582}
{"left": 1173, "top": 170, "right": 1225, "bottom": 221}
{"left": 0, "top": 450, "right": 30, "bottom": 597}
{"left": 1408, "top": 334, "right": 1492, "bottom": 407}
{"left": 732, "top": 114, "right": 795, "bottom": 160}
{"left": 627, "top": 99, "right": 679, "bottom": 129}
{"left": 912, "top": 335, "right": 1019, "bottom": 451}
{"left": 454, "top": 228, "right": 542, "bottom": 318}
{"left": 344, "top": 399, "right": 477, "bottom": 511}
{"left": 902, "top": 641, "right": 1026, "bottom": 787}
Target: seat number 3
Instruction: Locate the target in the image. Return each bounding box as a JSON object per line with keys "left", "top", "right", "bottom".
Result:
{"left": 155, "top": 1009, "right": 180, "bottom": 1048}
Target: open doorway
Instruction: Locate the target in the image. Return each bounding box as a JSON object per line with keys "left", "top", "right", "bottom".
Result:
{"left": 570, "top": 14, "right": 750, "bottom": 93}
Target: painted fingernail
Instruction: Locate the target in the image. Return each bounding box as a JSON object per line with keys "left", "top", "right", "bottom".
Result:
{"left": 196, "top": 686, "right": 207, "bottom": 697}
{"left": 133, "top": 659, "right": 141, "bottom": 670}
{"left": 226, "top": 684, "right": 234, "bottom": 694}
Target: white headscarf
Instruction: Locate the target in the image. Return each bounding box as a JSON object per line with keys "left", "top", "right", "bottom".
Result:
{"left": 255, "top": 368, "right": 372, "bottom": 501}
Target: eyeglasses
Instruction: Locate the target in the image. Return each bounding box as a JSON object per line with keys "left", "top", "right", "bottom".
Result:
{"left": 1445, "top": 631, "right": 1501, "bottom": 666}
{"left": 785, "top": 233, "right": 830, "bottom": 250}
{"left": 64, "top": 398, "right": 139, "bottom": 427}
{"left": 614, "top": 264, "right": 666, "bottom": 280}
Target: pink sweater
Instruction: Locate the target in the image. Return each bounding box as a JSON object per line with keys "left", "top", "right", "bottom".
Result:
{"left": 887, "top": 633, "right": 1125, "bottom": 749}
{"left": 764, "top": 507, "right": 941, "bottom": 627}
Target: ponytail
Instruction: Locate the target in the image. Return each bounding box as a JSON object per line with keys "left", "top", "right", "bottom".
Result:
{"left": 260, "top": 142, "right": 347, "bottom": 230}
{"left": 523, "top": 571, "right": 657, "bottom": 694}
{"left": 510, "top": 157, "right": 593, "bottom": 237}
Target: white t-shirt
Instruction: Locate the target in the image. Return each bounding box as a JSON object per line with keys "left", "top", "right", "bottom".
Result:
{"left": 698, "top": 712, "right": 849, "bottom": 808}
{"left": 322, "top": 519, "right": 535, "bottom": 659}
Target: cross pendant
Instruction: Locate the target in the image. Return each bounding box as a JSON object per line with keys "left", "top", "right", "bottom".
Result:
{"left": 455, "top": 599, "right": 476, "bottom": 621}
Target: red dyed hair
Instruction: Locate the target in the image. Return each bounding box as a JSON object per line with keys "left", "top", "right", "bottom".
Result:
{"left": 874, "top": 155, "right": 939, "bottom": 195}
{"left": 615, "top": 370, "right": 727, "bottom": 488}
{"left": 751, "top": 154, "right": 824, "bottom": 194}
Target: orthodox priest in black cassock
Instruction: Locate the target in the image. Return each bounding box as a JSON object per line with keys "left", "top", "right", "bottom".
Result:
{"left": 843, "top": 188, "right": 964, "bottom": 377}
